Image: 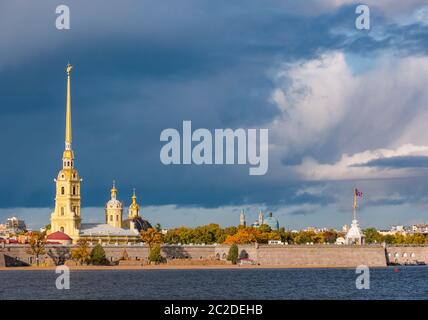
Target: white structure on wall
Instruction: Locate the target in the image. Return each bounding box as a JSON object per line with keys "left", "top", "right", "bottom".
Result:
{"left": 345, "top": 188, "right": 365, "bottom": 245}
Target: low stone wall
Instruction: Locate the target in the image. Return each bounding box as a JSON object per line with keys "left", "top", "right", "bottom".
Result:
{"left": 385, "top": 246, "right": 428, "bottom": 264}
{"left": 167, "top": 259, "right": 230, "bottom": 266}
{"left": 103, "top": 245, "right": 149, "bottom": 263}
{"left": 0, "top": 246, "right": 40, "bottom": 265}
{"left": 10, "top": 243, "right": 428, "bottom": 268}
{"left": 256, "top": 245, "right": 387, "bottom": 267}
{"left": 0, "top": 253, "right": 4, "bottom": 267}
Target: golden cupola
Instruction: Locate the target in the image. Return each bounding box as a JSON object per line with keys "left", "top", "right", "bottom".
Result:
{"left": 105, "top": 180, "right": 123, "bottom": 228}
{"left": 128, "top": 188, "right": 140, "bottom": 219}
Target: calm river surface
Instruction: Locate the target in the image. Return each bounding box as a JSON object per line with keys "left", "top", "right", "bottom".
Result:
{"left": 1, "top": 267, "right": 427, "bottom": 300}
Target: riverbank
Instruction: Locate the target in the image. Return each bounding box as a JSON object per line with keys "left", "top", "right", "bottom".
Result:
{"left": 0, "top": 264, "right": 390, "bottom": 271}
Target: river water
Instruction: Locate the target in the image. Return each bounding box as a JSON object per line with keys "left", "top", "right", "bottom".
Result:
{"left": 0, "top": 267, "right": 427, "bottom": 300}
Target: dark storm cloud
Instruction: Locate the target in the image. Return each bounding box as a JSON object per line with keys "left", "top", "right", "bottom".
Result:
{"left": 1, "top": 0, "right": 428, "bottom": 214}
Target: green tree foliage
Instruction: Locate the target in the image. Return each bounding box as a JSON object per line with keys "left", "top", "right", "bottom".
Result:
{"left": 258, "top": 224, "right": 272, "bottom": 233}
{"left": 227, "top": 244, "right": 239, "bottom": 264}
{"left": 164, "top": 224, "right": 225, "bottom": 245}
{"left": 148, "top": 244, "right": 162, "bottom": 263}
{"left": 90, "top": 244, "right": 108, "bottom": 265}
{"left": 363, "top": 228, "right": 383, "bottom": 244}
{"left": 162, "top": 223, "right": 428, "bottom": 246}
{"left": 294, "top": 231, "right": 316, "bottom": 244}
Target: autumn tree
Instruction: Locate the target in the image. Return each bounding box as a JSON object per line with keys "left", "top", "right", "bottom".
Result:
{"left": 224, "top": 228, "right": 258, "bottom": 244}
{"left": 148, "top": 244, "right": 162, "bottom": 263}
{"left": 71, "top": 239, "right": 90, "bottom": 265}
{"left": 27, "top": 232, "right": 46, "bottom": 266}
{"left": 141, "top": 228, "right": 163, "bottom": 263}
{"left": 141, "top": 228, "right": 163, "bottom": 250}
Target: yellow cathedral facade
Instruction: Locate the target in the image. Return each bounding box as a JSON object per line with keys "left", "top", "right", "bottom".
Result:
{"left": 49, "top": 64, "right": 147, "bottom": 244}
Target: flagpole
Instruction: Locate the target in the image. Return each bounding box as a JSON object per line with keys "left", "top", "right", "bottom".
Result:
{"left": 353, "top": 188, "right": 357, "bottom": 221}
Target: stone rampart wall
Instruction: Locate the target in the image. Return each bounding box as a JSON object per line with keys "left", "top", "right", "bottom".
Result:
{"left": 7, "top": 243, "right": 428, "bottom": 267}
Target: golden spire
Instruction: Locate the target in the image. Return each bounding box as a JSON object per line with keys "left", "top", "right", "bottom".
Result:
{"left": 132, "top": 188, "right": 137, "bottom": 202}
{"left": 111, "top": 180, "right": 118, "bottom": 199}
{"left": 65, "top": 63, "right": 73, "bottom": 151}
{"left": 62, "top": 63, "right": 74, "bottom": 162}
{"left": 129, "top": 188, "right": 140, "bottom": 216}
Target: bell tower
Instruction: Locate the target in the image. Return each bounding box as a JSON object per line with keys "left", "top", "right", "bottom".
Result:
{"left": 105, "top": 181, "right": 123, "bottom": 228}
{"left": 50, "top": 64, "right": 82, "bottom": 240}
{"left": 128, "top": 189, "right": 140, "bottom": 219}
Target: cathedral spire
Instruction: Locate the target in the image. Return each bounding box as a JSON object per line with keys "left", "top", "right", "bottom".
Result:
{"left": 128, "top": 188, "right": 140, "bottom": 219}
{"left": 111, "top": 180, "right": 118, "bottom": 199}
{"left": 65, "top": 63, "right": 73, "bottom": 151}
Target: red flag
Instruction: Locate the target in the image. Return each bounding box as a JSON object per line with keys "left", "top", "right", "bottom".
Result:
{"left": 355, "top": 188, "right": 363, "bottom": 197}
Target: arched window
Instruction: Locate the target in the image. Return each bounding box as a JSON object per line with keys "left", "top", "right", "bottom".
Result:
{"left": 72, "top": 186, "right": 76, "bottom": 195}
{"left": 110, "top": 215, "right": 113, "bottom": 221}
{"left": 61, "top": 186, "right": 65, "bottom": 195}
{"left": 60, "top": 227, "right": 64, "bottom": 233}
{"left": 116, "top": 215, "right": 119, "bottom": 221}
{"left": 61, "top": 207, "right": 64, "bottom": 216}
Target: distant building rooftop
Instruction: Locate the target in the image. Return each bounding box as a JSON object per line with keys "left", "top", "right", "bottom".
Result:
{"left": 47, "top": 231, "right": 73, "bottom": 241}
{"left": 79, "top": 223, "right": 139, "bottom": 237}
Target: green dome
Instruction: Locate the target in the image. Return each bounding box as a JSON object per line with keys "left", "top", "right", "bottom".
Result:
{"left": 263, "top": 212, "right": 279, "bottom": 231}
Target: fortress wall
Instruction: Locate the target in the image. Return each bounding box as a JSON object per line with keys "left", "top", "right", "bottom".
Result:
{"left": 103, "top": 246, "right": 149, "bottom": 262}
{"left": 256, "top": 245, "right": 387, "bottom": 267}
{"left": 0, "top": 246, "right": 35, "bottom": 265}
{"left": 385, "top": 246, "right": 428, "bottom": 264}
{"left": 162, "top": 245, "right": 216, "bottom": 260}
{"left": 1, "top": 244, "right": 411, "bottom": 268}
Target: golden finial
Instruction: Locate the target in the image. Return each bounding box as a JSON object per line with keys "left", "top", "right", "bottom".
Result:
{"left": 111, "top": 180, "right": 118, "bottom": 199}
{"left": 132, "top": 188, "right": 137, "bottom": 203}
{"left": 66, "top": 63, "right": 73, "bottom": 76}
{"left": 64, "top": 63, "right": 73, "bottom": 153}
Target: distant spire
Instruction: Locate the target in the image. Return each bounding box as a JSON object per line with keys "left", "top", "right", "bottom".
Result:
{"left": 65, "top": 63, "right": 73, "bottom": 151}
{"left": 129, "top": 188, "right": 140, "bottom": 218}
{"left": 111, "top": 180, "right": 117, "bottom": 199}
{"left": 131, "top": 188, "right": 137, "bottom": 204}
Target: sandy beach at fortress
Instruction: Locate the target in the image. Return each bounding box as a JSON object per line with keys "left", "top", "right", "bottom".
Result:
{"left": 0, "top": 264, "right": 388, "bottom": 271}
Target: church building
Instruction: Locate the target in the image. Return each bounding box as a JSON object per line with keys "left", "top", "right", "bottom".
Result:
{"left": 49, "top": 64, "right": 149, "bottom": 244}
